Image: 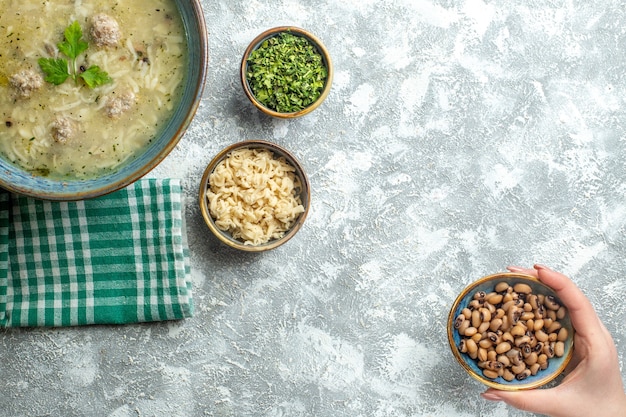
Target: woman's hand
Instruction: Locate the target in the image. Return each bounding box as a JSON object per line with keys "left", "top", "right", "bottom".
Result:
{"left": 480, "top": 264, "right": 626, "bottom": 417}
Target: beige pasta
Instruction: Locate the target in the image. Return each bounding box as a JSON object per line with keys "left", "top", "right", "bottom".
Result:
{"left": 207, "top": 148, "right": 305, "bottom": 245}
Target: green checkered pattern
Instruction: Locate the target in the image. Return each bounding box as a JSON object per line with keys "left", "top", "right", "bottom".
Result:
{"left": 0, "top": 179, "right": 193, "bottom": 327}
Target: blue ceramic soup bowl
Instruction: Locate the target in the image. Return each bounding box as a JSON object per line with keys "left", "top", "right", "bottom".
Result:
{"left": 0, "top": 0, "right": 208, "bottom": 200}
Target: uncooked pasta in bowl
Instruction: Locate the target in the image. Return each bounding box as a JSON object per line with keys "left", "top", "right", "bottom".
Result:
{"left": 199, "top": 140, "right": 311, "bottom": 252}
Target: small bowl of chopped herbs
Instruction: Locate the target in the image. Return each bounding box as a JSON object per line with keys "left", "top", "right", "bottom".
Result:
{"left": 240, "top": 27, "right": 333, "bottom": 118}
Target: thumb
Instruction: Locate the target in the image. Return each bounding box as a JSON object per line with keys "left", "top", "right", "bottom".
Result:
{"left": 481, "top": 388, "right": 561, "bottom": 416}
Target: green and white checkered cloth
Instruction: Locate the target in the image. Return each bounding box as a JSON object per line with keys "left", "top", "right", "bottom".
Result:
{"left": 0, "top": 178, "right": 193, "bottom": 327}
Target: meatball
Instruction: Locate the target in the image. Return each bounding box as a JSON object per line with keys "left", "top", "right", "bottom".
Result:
{"left": 90, "top": 14, "right": 121, "bottom": 47}
{"left": 9, "top": 69, "right": 43, "bottom": 98}
{"left": 51, "top": 116, "right": 75, "bottom": 143}
{"left": 105, "top": 91, "right": 136, "bottom": 118}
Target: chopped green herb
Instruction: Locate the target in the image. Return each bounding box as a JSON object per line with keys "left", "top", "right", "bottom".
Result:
{"left": 31, "top": 167, "right": 51, "bottom": 177}
{"left": 246, "top": 32, "right": 328, "bottom": 113}
{"left": 38, "top": 21, "right": 112, "bottom": 88}
{"left": 79, "top": 65, "right": 112, "bottom": 88}
{"left": 38, "top": 57, "right": 69, "bottom": 85}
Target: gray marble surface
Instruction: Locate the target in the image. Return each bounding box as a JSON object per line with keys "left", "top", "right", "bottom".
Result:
{"left": 2, "top": 0, "right": 626, "bottom": 416}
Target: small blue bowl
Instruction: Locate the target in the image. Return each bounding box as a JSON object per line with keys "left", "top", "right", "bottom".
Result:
{"left": 447, "top": 272, "right": 574, "bottom": 390}
{"left": 0, "top": 0, "right": 208, "bottom": 200}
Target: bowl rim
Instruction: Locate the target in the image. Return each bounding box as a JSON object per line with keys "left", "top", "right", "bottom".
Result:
{"left": 198, "top": 139, "right": 311, "bottom": 252}
{"left": 447, "top": 272, "right": 574, "bottom": 390}
{"left": 240, "top": 26, "right": 334, "bottom": 119}
{"left": 0, "top": 0, "right": 209, "bottom": 201}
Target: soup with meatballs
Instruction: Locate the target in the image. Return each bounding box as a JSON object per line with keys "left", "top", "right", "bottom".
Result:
{"left": 0, "top": 0, "right": 187, "bottom": 179}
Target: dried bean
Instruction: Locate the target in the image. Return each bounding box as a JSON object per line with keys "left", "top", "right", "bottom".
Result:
{"left": 555, "top": 341, "right": 565, "bottom": 357}
{"left": 474, "top": 291, "right": 487, "bottom": 301}
{"left": 525, "top": 352, "right": 538, "bottom": 366}
{"left": 478, "top": 321, "right": 491, "bottom": 334}
{"left": 479, "top": 338, "right": 493, "bottom": 349}
{"left": 513, "top": 283, "right": 532, "bottom": 294}
{"left": 547, "top": 309, "right": 557, "bottom": 321}
{"left": 506, "top": 348, "right": 523, "bottom": 366}
{"left": 482, "top": 360, "right": 503, "bottom": 371}
{"left": 489, "top": 318, "right": 503, "bottom": 332}
{"left": 511, "top": 362, "right": 527, "bottom": 375}
{"left": 497, "top": 354, "right": 510, "bottom": 367}
{"left": 483, "top": 369, "right": 499, "bottom": 379}
{"left": 502, "top": 369, "right": 515, "bottom": 381}
{"left": 500, "top": 315, "right": 510, "bottom": 331}
{"left": 507, "top": 307, "right": 520, "bottom": 325}
{"left": 466, "top": 339, "right": 478, "bottom": 354}
{"left": 487, "top": 332, "right": 500, "bottom": 344}
{"left": 479, "top": 307, "right": 492, "bottom": 323}
{"left": 472, "top": 310, "right": 482, "bottom": 328}
{"left": 516, "top": 369, "right": 532, "bottom": 380}
{"left": 459, "top": 339, "right": 467, "bottom": 353}
{"left": 519, "top": 343, "right": 532, "bottom": 357}
{"left": 529, "top": 363, "right": 541, "bottom": 376}
{"left": 535, "top": 329, "right": 549, "bottom": 343}
{"left": 544, "top": 295, "right": 560, "bottom": 310}
{"left": 496, "top": 342, "right": 512, "bottom": 354}
{"left": 535, "top": 304, "right": 545, "bottom": 319}
{"left": 511, "top": 324, "right": 526, "bottom": 337}
{"left": 547, "top": 321, "right": 562, "bottom": 333}
{"left": 514, "top": 335, "right": 530, "bottom": 347}
{"left": 487, "top": 293, "right": 503, "bottom": 305}
{"left": 478, "top": 347, "right": 489, "bottom": 362}
{"left": 458, "top": 319, "right": 470, "bottom": 335}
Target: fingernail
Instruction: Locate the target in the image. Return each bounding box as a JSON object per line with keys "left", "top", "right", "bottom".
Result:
{"left": 507, "top": 266, "right": 524, "bottom": 272}
{"left": 534, "top": 264, "right": 549, "bottom": 271}
{"left": 480, "top": 392, "right": 502, "bottom": 402}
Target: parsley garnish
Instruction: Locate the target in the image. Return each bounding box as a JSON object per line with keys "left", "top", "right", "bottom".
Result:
{"left": 246, "top": 32, "right": 328, "bottom": 113}
{"left": 38, "top": 21, "right": 112, "bottom": 88}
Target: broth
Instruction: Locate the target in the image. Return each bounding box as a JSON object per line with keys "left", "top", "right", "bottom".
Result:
{"left": 0, "top": 0, "right": 187, "bottom": 179}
